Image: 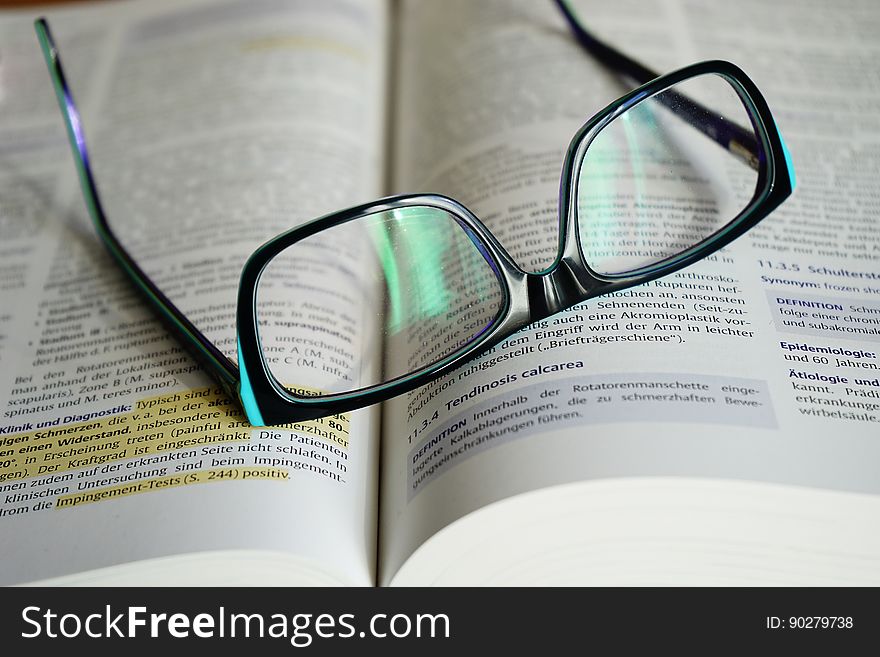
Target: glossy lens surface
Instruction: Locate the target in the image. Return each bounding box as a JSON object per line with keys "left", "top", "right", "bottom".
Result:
{"left": 577, "top": 73, "right": 763, "bottom": 275}
{"left": 256, "top": 205, "right": 504, "bottom": 397}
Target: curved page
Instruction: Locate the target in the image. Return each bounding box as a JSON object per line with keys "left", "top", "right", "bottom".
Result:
{"left": 380, "top": 0, "right": 880, "bottom": 584}
{"left": 0, "top": 0, "right": 387, "bottom": 585}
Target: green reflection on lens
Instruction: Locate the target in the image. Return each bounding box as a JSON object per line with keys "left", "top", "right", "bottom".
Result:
{"left": 621, "top": 107, "right": 649, "bottom": 210}
{"left": 369, "top": 206, "right": 454, "bottom": 335}
{"left": 399, "top": 207, "right": 450, "bottom": 324}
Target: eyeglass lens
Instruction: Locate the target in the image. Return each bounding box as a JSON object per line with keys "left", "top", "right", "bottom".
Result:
{"left": 577, "top": 73, "right": 762, "bottom": 276}
{"left": 255, "top": 206, "right": 505, "bottom": 397}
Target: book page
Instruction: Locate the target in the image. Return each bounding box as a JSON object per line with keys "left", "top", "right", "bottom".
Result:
{"left": 380, "top": 0, "right": 880, "bottom": 582}
{"left": 0, "top": 0, "right": 387, "bottom": 585}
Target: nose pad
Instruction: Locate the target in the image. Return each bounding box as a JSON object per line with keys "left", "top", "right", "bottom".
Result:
{"left": 525, "top": 259, "right": 593, "bottom": 322}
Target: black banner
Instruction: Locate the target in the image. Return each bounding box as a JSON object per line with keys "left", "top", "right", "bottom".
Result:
{"left": 0, "top": 587, "right": 873, "bottom": 654}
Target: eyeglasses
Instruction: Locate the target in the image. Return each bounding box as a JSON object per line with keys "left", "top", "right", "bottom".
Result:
{"left": 35, "top": 0, "right": 795, "bottom": 427}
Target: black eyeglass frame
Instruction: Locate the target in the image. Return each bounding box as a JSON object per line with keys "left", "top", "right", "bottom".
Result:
{"left": 35, "top": 5, "right": 795, "bottom": 427}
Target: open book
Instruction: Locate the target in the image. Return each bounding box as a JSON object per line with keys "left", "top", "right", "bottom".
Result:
{"left": 1, "top": 0, "right": 878, "bottom": 586}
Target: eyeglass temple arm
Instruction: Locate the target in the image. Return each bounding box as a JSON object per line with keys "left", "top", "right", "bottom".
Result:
{"left": 554, "top": 0, "right": 760, "bottom": 170}
{"left": 34, "top": 18, "right": 241, "bottom": 392}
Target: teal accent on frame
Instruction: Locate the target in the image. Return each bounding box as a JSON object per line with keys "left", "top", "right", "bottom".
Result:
{"left": 776, "top": 123, "right": 797, "bottom": 191}
{"left": 237, "top": 337, "right": 266, "bottom": 426}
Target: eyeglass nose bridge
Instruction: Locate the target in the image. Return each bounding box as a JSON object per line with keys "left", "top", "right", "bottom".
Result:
{"left": 523, "top": 249, "right": 603, "bottom": 323}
